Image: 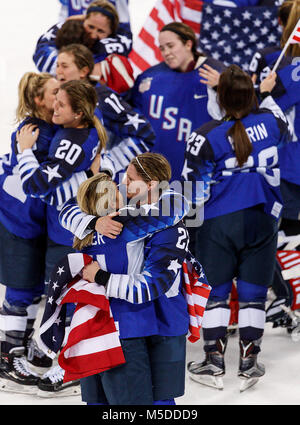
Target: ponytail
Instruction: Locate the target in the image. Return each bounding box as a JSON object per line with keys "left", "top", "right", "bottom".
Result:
{"left": 218, "top": 65, "right": 258, "bottom": 168}
{"left": 93, "top": 115, "right": 107, "bottom": 153}
{"left": 227, "top": 120, "right": 252, "bottom": 168}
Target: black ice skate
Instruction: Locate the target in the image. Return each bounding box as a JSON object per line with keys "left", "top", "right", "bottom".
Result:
{"left": 187, "top": 338, "right": 227, "bottom": 390}
{"left": 37, "top": 365, "right": 81, "bottom": 398}
{"left": 0, "top": 350, "right": 39, "bottom": 394}
{"left": 26, "top": 338, "right": 53, "bottom": 375}
{"left": 238, "top": 340, "right": 265, "bottom": 392}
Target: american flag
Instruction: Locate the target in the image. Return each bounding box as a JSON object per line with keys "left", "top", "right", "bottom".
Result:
{"left": 38, "top": 253, "right": 125, "bottom": 383}
{"left": 198, "top": 3, "right": 282, "bottom": 72}
{"left": 277, "top": 251, "right": 300, "bottom": 311}
{"left": 129, "top": 0, "right": 203, "bottom": 76}
{"left": 182, "top": 252, "right": 211, "bottom": 343}
{"left": 129, "top": 0, "right": 282, "bottom": 76}
{"left": 290, "top": 18, "right": 300, "bottom": 44}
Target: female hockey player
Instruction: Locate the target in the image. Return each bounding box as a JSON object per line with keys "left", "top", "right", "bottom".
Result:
{"left": 130, "top": 21, "right": 225, "bottom": 183}
{"left": 248, "top": 0, "right": 300, "bottom": 332}
{"left": 33, "top": 0, "right": 133, "bottom": 92}
{"left": 55, "top": 43, "right": 155, "bottom": 175}
{"left": 249, "top": 0, "right": 300, "bottom": 225}
{"left": 58, "top": 152, "right": 200, "bottom": 405}
{"left": 13, "top": 80, "right": 106, "bottom": 396}
{"left": 183, "top": 66, "right": 291, "bottom": 392}
{"left": 0, "top": 72, "right": 59, "bottom": 394}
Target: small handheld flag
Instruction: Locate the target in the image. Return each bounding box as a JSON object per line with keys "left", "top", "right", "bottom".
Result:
{"left": 272, "top": 18, "right": 300, "bottom": 73}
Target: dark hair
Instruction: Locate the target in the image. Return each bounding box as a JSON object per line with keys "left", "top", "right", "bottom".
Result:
{"left": 160, "top": 22, "right": 200, "bottom": 60}
{"left": 218, "top": 65, "right": 258, "bottom": 167}
{"left": 55, "top": 19, "right": 96, "bottom": 50}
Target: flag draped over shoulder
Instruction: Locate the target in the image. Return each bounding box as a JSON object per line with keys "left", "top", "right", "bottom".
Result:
{"left": 38, "top": 253, "right": 125, "bottom": 383}
{"left": 199, "top": 3, "right": 282, "bottom": 71}
{"left": 129, "top": 0, "right": 203, "bottom": 76}
{"left": 182, "top": 252, "right": 211, "bottom": 342}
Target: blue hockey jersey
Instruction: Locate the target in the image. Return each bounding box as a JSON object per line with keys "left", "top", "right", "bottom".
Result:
{"left": 0, "top": 118, "right": 55, "bottom": 239}
{"left": 183, "top": 96, "right": 291, "bottom": 220}
{"left": 17, "top": 126, "right": 100, "bottom": 246}
{"left": 59, "top": 189, "right": 190, "bottom": 338}
{"left": 131, "top": 58, "right": 226, "bottom": 182}
{"left": 249, "top": 47, "right": 300, "bottom": 185}
{"left": 59, "top": 0, "right": 131, "bottom": 34}
{"left": 33, "top": 18, "right": 132, "bottom": 75}
{"left": 86, "top": 221, "right": 190, "bottom": 338}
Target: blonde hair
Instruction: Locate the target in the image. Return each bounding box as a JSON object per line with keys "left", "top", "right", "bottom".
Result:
{"left": 130, "top": 152, "right": 172, "bottom": 191}
{"left": 60, "top": 80, "right": 107, "bottom": 151}
{"left": 280, "top": 0, "right": 300, "bottom": 57}
{"left": 73, "top": 173, "right": 118, "bottom": 250}
{"left": 86, "top": 0, "right": 119, "bottom": 35}
{"left": 16, "top": 72, "right": 53, "bottom": 123}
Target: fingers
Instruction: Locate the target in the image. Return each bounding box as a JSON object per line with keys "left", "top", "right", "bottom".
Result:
{"left": 95, "top": 215, "right": 123, "bottom": 238}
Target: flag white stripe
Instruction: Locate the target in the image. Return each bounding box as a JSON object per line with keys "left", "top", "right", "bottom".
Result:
{"left": 63, "top": 332, "right": 121, "bottom": 359}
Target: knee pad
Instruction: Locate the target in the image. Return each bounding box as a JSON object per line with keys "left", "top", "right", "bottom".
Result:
{"left": 237, "top": 280, "right": 267, "bottom": 303}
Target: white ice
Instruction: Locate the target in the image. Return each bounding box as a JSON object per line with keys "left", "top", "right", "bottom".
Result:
{"left": 0, "top": 0, "right": 299, "bottom": 406}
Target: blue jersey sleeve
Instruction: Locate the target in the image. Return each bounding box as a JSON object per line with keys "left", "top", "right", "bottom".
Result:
{"left": 17, "top": 128, "right": 99, "bottom": 203}
{"left": 59, "top": 189, "right": 190, "bottom": 240}
{"left": 33, "top": 21, "right": 132, "bottom": 75}
{"left": 105, "top": 222, "right": 189, "bottom": 304}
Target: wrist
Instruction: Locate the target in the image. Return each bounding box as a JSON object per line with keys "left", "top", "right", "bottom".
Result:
{"left": 95, "top": 269, "right": 111, "bottom": 286}
{"left": 260, "top": 91, "right": 271, "bottom": 101}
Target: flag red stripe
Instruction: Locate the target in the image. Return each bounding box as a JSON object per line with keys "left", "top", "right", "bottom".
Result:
{"left": 129, "top": 49, "right": 152, "bottom": 72}
{"left": 139, "top": 28, "right": 163, "bottom": 61}
{"left": 292, "top": 34, "right": 300, "bottom": 42}
{"left": 60, "top": 346, "right": 125, "bottom": 383}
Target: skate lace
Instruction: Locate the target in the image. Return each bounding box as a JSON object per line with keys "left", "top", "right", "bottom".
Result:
{"left": 42, "top": 365, "right": 64, "bottom": 384}
{"left": 13, "top": 356, "right": 37, "bottom": 377}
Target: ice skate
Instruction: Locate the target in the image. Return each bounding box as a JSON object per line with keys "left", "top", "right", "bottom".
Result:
{"left": 238, "top": 340, "right": 265, "bottom": 392}
{"left": 0, "top": 350, "right": 39, "bottom": 395}
{"left": 188, "top": 338, "right": 227, "bottom": 390}
{"left": 26, "top": 338, "right": 53, "bottom": 376}
{"left": 37, "top": 365, "right": 81, "bottom": 398}
{"left": 188, "top": 354, "right": 225, "bottom": 390}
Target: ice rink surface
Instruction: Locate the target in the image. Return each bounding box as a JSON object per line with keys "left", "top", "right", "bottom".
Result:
{"left": 0, "top": 0, "right": 299, "bottom": 407}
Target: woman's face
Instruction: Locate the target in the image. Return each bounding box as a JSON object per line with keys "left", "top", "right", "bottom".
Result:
{"left": 52, "top": 89, "right": 79, "bottom": 128}
{"left": 123, "top": 163, "right": 149, "bottom": 202}
{"left": 158, "top": 30, "right": 193, "bottom": 72}
{"left": 83, "top": 12, "right": 111, "bottom": 40}
{"left": 56, "top": 52, "right": 88, "bottom": 84}
{"left": 37, "top": 78, "right": 59, "bottom": 115}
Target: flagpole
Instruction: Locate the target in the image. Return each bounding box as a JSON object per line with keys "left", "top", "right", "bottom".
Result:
{"left": 272, "top": 18, "right": 300, "bottom": 73}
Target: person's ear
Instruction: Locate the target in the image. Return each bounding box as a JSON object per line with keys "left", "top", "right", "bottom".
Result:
{"left": 79, "top": 66, "right": 90, "bottom": 80}
{"left": 34, "top": 96, "right": 44, "bottom": 107}
{"left": 147, "top": 180, "right": 158, "bottom": 191}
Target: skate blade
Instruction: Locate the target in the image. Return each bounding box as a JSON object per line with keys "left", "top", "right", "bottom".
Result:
{"left": 239, "top": 377, "right": 259, "bottom": 392}
{"left": 291, "top": 326, "right": 300, "bottom": 342}
{"left": 36, "top": 386, "right": 81, "bottom": 398}
{"left": 189, "top": 373, "right": 224, "bottom": 390}
{"left": 0, "top": 378, "right": 38, "bottom": 395}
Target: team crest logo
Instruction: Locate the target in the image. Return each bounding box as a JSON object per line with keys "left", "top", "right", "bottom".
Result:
{"left": 138, "top": 77, "right": 153, "bottom": 93}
